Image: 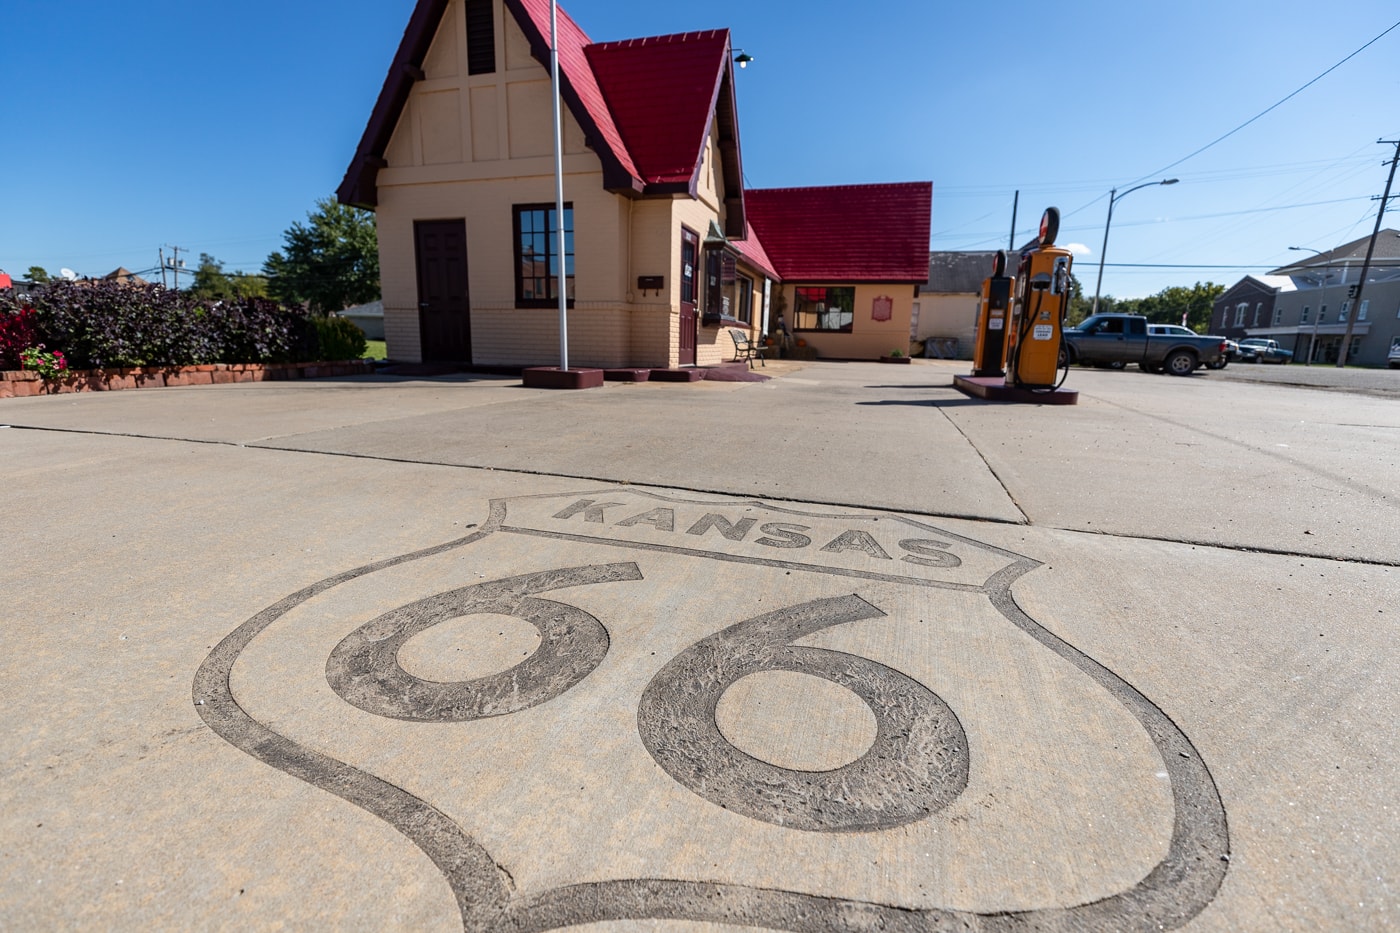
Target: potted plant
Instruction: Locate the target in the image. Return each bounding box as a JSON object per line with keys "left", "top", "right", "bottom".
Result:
{"left": 879, "top": 348, "right": 911, "bottom": 364}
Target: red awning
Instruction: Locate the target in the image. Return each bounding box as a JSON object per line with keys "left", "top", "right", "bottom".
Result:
{"left": 0, "top": 273, "right": 12, "bottom": 289}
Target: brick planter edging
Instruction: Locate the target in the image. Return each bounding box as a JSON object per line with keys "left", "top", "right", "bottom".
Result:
{"left": 0, "top": 360, "right": 375, "bottom": 399}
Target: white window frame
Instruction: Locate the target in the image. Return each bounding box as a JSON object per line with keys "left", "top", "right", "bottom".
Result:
{"left": 1234, "top": 303, "right": 1248, "bottom": 328}
{"left": 1358, "top": 299, "right": 1368, "bottom": 321}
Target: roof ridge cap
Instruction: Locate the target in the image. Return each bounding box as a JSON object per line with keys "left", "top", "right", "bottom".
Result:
{"left": 748, "top": 181, "right": 932, "bottom": 194}
{"left": 590, "top": 28, "right": 729, "bottom": 50}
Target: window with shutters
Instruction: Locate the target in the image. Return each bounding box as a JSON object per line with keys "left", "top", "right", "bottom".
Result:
{"left": 466, "top": 0, "right": 496, "bottom": 75}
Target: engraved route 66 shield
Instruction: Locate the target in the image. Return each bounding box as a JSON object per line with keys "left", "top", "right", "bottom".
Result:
{"left": 194, "top": 489, "right": 1227, "bottom": 931}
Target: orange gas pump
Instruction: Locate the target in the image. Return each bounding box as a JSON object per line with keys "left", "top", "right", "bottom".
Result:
{"left": 1007, "top": 208, "right": 1073, "bottom": 390}
{"left": 971, "top": 250, "right": 1012, "bottom": 377}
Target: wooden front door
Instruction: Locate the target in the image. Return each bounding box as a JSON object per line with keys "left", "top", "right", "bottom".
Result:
{"left": 679, "top": 227, "right": 699, "bottom": 366}
{"left": 415, "top": 220, "right": 471, "bottom": 362}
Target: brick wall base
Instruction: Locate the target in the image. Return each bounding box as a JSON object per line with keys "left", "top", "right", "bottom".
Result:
{"left": 0, "top": 361, "right": 375, "bottom": 399}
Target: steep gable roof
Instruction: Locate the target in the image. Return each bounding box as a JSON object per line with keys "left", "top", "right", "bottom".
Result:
{"left": 585, "top": 28, "right": 746, "bottom": 232}
{"left": 586, "top": 31, "right": 728, "bottom": 188}
{"left": 1217, "top": 275, "right": 1296, "bottom": 303}
{"left": 505, "top": 0, "right": 642, "bottom": 190}
{"left": 338, "top": 0, "right": 743, "bottom": 228}
{"left": 338, "top": 0, "right": 449, "bottom": 207}
{"left": 744, "top": 183, "right": 933, "bottom": 283}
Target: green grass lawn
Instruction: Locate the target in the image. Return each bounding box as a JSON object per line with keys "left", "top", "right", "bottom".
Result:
{"left": 363, "top": 340, "right": 386, "bottom": 360}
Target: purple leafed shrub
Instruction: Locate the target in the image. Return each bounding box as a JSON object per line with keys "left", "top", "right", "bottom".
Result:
{"left": 33, "top": 280, "right": 205, "bottom": 368}
{"left": 203, "top": 298, "right": 315, "bottom": 364}
{"left": 16, "top": 281, "right": 315, "bottom": 370}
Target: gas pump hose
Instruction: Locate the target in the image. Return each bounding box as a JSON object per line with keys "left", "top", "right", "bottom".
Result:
{"left": 1010, "top": 289, "right": 1070, "bottom": 392}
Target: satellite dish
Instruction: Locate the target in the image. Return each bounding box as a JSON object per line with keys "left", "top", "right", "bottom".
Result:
{"left": 60, "top": 268, "right": 78, "bottom": 281}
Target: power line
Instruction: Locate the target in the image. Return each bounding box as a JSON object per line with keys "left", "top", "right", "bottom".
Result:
{"left": 1100, "top": 263, "right": 1292, "bottom": 269}
{"left": 932, "top": 155, "right": 1379, "bottom": 199}
{"left": 939, "top": 195, "right": 1374, "bottom": 248}
{"left": 1126, "top": 18, "right": 1400, "bottom": 186}
{"left": 1032, "top": 29, "right": 1399, "bottom": 242}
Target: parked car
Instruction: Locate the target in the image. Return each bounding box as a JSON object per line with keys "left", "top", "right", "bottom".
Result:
{"left": 1389, "top": 337, "right": 1400, "bottom": 369}
{"left": 1237, "top": 338, "right": 1293, "bottom": 364}
{"left": 1063, "top": 314, "right": 1228, "bottom": 375}
{"left": 1223, "top": 339, "right": 1258, "bottom": 363}
{"left": 1147, "top": 324, "right": 1235, "bottom": 369}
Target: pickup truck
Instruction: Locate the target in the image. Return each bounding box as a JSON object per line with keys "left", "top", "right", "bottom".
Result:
{"left": 1237, "top": 338, "right": 1293, "bottom": 364}
{"left": 1063, "top": 314, "right": 1228, "bottom": 376}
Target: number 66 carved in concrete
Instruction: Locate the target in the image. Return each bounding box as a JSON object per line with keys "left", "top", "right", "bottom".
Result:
{"left": 325, "top": 563, "right": 968, "bottom": 833}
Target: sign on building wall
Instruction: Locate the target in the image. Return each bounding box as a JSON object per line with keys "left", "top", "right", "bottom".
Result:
{"left": 871, "top": 295, "right": 893, "bottom": 322}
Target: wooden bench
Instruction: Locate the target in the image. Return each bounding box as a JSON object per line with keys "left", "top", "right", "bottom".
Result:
{"left": 728, "top": 329, "right": 767, "bottom": 368}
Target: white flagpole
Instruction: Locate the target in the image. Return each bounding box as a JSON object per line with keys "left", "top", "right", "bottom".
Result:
{"left": 550, "top": 0, "right": 569, "bottom": 371}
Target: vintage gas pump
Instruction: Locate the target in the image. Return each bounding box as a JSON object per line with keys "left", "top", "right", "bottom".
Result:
{"left": 1007, "top": 208, "right": 1073, "bottom": 389}
{"left": 971, "top": 250, "right": 1013, "bottom": 377}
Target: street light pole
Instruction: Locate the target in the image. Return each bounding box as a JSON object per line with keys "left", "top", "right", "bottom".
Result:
{"left": 1090, "top": 178, "right": 1178, "bottom": 316}
{"left": 1288, "top": 246, "right": 1328, "bottom": 365}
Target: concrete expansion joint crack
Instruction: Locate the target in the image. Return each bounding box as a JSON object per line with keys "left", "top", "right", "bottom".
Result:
{"left": 934, "top": 407, "right": 1030, "bottom": 524}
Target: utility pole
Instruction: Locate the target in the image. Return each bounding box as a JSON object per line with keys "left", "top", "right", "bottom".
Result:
{"left": 1336, "top": 139, "right": 1399, "bottom": 367}
{"left": 158, "top": 247, "right": 167, "bottom": 289}
{"left": 164, "top": 245, "right": 186, "bottom": 291}
{"left": 1008, "top": 190, "right": 1019, "bottom": 253}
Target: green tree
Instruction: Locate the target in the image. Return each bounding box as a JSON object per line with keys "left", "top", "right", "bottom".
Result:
{"left": 230, "top": 272, "right": 269, "bottom": 299}
{"left": 26, "top": 266, "right": 51, "bottom": 284}
{"left": 190, "top": 254, "right": 270, "bottom": 301}
{"left": 191, "top": 253, "right": 235, "bottom": 299}
{"left": 1065, "top": 273, "right": 1118, "bottom": 326}
{"left": 263, "top": 197, "right": 379, "bottom": 313}
{"left": 1117, "top": 282, "right": 1224, "bottom": 331}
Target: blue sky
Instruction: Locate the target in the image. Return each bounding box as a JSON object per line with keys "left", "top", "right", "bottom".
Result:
{"left": 3, "top": 0, "right": 1397, "bottom": 299}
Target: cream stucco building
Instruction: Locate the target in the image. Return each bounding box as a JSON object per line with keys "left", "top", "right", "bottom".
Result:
{"left": 338, "top": 0, "right": 931, "bottom": 370}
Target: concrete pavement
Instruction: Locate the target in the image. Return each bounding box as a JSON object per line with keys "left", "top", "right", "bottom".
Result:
{"left": 1, "top": 360, "right": 1395, "bottom": 931}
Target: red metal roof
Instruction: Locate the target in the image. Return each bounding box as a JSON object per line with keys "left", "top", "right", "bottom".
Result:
{"left": 509, "top": 0, "right": 642, "bottom": 187}
{"left": 730, "top": 228, "right": 780, "bottom": 282}
{"left": 744, "top": 183, "right": 933, "bottom": 282}
{"left": 586, "top": 31, "right": 729, "bottom": 187}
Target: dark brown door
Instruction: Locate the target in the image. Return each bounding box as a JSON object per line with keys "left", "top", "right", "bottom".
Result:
{"left": 679, "top": 227, "right": 699, "bottom": 366}
{"left": 415, "top": 220, "right": 471, "bottom": 362}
